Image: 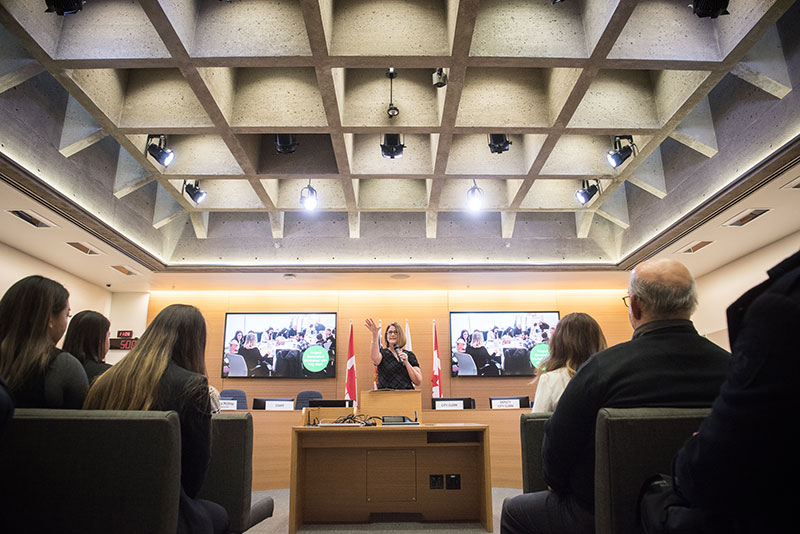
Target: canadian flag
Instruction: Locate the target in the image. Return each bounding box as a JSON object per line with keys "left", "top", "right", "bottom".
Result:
{"left": 432, "top": 320, "right": 442, "bottom": 398}
{"left": 344, "top": 322, "right": 357, "bottom": 407}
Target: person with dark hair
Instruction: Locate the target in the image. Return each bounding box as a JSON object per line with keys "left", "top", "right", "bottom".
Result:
{"left": 62, "top": 310, "right": 111, "bottom": 383}
{"left": 667, "top": 249, "right": 800, "bottom": 533}
{"left": 501, "top": 259, "right": 730, "bottom": 534}
{"left": 364, "top": 319, "right": 421, "bottom": 390}
{"left": 84, "top": 304, "right": 229, "bottom": 534}
{"left": 0, "top": 374, "right": 13, "bottom": 440}
{"left": 0, "top": 275, "right": 87, "bottom": 408}
{"left": 531, "top": 312, "right": 607, "bottom": 412}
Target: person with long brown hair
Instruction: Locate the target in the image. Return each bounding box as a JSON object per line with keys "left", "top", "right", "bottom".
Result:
{"left": 62, "top": 310, "right": 111, "bottom": 383}
{"left": 84, "top": 304, "right": 228, "bottom": 534}
{"left": 0, "top": 275, "right": 87, "bottom": 408}
{"left": 531, "top": 312, "right": 607, "bottom": 412}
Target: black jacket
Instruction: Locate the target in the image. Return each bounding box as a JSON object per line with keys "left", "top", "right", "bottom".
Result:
{"left": 543, "top": 321, "right": 730, "bottom": 512}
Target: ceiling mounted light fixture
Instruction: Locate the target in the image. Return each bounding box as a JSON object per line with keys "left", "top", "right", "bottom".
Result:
{"left": 432, "top": 68, "right": 448, "bottom": 87}
{"left": 183, "top": 180, "right": 207, "bottom": 204}
{"left": 386, "top": 68, "right": 399, "bottom": 118}
{"left": 606, "top": 135, "right": 637, "bottom": 168}
{"left": 300, "top": 179, "right": 318, "bottom": 211}
{"left": 44, "top": 0, "right": 83, "bottom": 15}
{"left": 276, "top": 134, "right": 299, "bottom": 154}
{"left": 690, "top": 0, "right": 729, "bottom": 18}
{"left": 488, "top": 134, "right": 512, "bottom": 154}
{"left": 467, "top": 179, "right": 484, "bottom": 212}
{"left": 380, "top": 133, "right": 405, "bottom": 159}
{"left": 575, "top": 179, "right": 601, "bottom": 206}
{"left": 146, "top": 134, "right": 175, "bottom": 167}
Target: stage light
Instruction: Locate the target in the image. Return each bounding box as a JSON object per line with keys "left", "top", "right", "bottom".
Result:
{"left": 380, "top": 133, "right": 405, "bottom": 159}
{"left": 575, "top": 180, "right": 600, "bottom": 206}
{"left": 606, "top": 135, "right": 637, "bottom": 168}
{"left": 432, "top": 68, "right": 448, "bottom": 88}
{"left": 386, "top": 68, "right": 399, "bottom": 119}
{"left": 467, "top": 179, "right": 484, "bottom": 212}
{"left": 44, "top": 0, "right": 83, "bottom": 15}
{"left": 300, "top": 180, "right": 318, "bottom": 211}
{"left": 690, "top": 0, "right": 729, "bottom": 18}
{"left": 488, "top": 134, "right": 512, "bottom": 154}
{"left": 146, "top": 135, "right": 174, "bottom": 167}
{"left": 184, "top": 181, "right": 207, "bottom": 204}
{"left": 276, "top": 134, "right": 299, "bottom": 154}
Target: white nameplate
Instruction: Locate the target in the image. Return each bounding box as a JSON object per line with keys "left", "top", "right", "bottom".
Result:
{"left": 219, "top": 399, "right": 238, "bottom": 411}
{"left": 436, "top": 400, "right": 464, "bottom": 410}
{"left": 491, "top": 398, "right": 521, "bottom": 409}
{"left": 264, "top": 400, "right": 294, "bottom": 411}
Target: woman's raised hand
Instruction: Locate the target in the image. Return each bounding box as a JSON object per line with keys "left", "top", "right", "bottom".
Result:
{"left": 364, "top": 318, "right": 379, "bottom": 335}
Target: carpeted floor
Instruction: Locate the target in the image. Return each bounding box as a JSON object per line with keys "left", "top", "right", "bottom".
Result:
{"left": 245, "top": 487, "right": 522, "bottom": 533}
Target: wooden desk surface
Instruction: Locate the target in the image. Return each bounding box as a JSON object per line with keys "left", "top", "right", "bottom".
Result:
{"left": 248, "top": 408, "right": 526, "bottom": 490}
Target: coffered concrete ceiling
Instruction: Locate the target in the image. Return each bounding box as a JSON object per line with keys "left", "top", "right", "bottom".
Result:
{"left": 0, "top": 0, "right": 799, "bottom": 278}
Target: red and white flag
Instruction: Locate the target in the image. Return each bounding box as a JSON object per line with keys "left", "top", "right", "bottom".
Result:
{"left": 344, "top": 321, "right": 358, "bottom": 407}
{"left": 432, "top": 319, "right": 442, "bottom": 398}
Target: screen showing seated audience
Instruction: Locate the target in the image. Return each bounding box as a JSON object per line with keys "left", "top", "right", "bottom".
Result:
{"left": 450, "top": 311, "right": 560, "bottom": 377}
{"left": 222, "top": 313, "right": 337, "bottom": 379}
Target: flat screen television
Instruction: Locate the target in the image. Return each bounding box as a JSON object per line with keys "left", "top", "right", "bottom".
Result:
{"left": 222, "top": 312, "right": 337, "bottom": 378}
{"left": 449, "top": 311, "right": 560, "bottom": 377}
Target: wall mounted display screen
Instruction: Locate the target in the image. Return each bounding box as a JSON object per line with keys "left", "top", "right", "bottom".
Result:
{"left": 222, "top": 313, "right": 337, "bottom": 379}
{"left": 449, "top": 311, "right": 560, "bottom": 377}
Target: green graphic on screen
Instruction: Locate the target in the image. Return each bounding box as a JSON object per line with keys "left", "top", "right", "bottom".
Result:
{"left": 302, "top": 345, "right": 330, "bottom": 373}
{"left": 529, "top": 344, "right": 550, "bottom": 368}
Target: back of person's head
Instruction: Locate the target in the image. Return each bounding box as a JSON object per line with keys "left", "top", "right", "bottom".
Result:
{"left": 0, "top": 275, "right": 69, "bottom": 393}
{"left": 539, "top": 312, "right": 607, "bottom": 376}
{"left": 62, "top": 310, "right": 110, "bottom": 364}
{"left": 243, "top": 332, "right": 258, "bottom": 349}
{"left": 470, "top": 332, "right": 484, "bottom": 347}
{"left": 630, "top": 259, "right": 698, "bottom": 321}
{"left": 84, "top": 304, "right": 206, "bottom": 410}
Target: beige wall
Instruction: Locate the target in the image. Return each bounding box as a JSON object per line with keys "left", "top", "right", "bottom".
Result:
{"left": 148, "top": 287, "right": 632, "bottom": 409}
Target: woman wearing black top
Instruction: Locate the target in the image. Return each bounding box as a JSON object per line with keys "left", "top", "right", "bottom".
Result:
{"left": 364, "top": 319, "right": 422, "bottom": 390}
{"left": 62, "top": 310, "right": 112, "bottom": 383}
{"left": 0, "top": 275, "right": 87, "bottom": 408}
{"left": 84, "top": 304, "right": 228, "bottom": 534}
{"left": 466, "top": 332, "right": 498, "bottom": 376}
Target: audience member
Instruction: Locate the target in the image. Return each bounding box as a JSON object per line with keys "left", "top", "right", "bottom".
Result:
{"left": 501, "top": 258, "right": 730, "bottom": 534}
{"left": 0, "top": 275, "right": 88, "bottom": 408}
{"left": 84, "top": 304, "right": 229, "bottom": 534}
{"left": 62, "top": 310, "right": 112, "bottom": 383}
{"left": 669, "top": 249, "right": 800, "bottom": 533}
{"left": 467, "top": 332, "right": 497, "bottom": 376}
{"left": 238, "top": 332, "right": 262, "bottom": 374}
{"left": 531, "top": 312, "right": 607, "bottom": 413}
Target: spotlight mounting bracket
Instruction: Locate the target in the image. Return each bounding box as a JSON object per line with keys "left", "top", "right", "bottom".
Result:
{"left": 146, "top": 134, "right": 175, "bottom": 167}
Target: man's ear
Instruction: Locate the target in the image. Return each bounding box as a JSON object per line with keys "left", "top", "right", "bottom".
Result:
{"left": 629, "top": 295, "right": 644, "bottom": 322}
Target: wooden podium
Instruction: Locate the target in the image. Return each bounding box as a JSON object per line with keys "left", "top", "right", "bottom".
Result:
{"left": 358, "top": 389, "right": 422, "bottom": 420}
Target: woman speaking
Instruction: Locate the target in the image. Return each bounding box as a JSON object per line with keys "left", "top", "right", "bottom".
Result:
{"left": 364, "top": 319, "right": 422, "bottom": 390}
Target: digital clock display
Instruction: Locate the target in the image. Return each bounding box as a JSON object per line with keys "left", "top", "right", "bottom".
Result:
{"left": 110, "top": 338, "right": 138, "bottom": 351}
{"left": 117, "top": 330, "right": 134, "bottom": 338}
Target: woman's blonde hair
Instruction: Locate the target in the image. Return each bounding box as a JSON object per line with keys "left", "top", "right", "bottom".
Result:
{"left": 84, "top": 304, "right": 207, "bottom": 410}
{"left": 538, "top": 312, "right": 607, "bottom": 377}
{"left": 384, "top": 322, "right": 406, "bottom": 348}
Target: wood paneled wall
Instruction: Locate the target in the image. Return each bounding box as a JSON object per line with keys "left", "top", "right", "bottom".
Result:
{"left": 148, "top": 288, "right": 632, "bottom": 410}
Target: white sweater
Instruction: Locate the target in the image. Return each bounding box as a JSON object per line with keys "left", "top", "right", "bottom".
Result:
{"left": 531, "top": 367, "right": 571, "bottom": 413}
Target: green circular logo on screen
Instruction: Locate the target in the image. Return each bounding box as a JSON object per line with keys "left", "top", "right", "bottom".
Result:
{"left": 530, "top": 344, "right": 550, "bottom": 368}
{"left": 302, "top": 345, "right": 330, "bottom": 372}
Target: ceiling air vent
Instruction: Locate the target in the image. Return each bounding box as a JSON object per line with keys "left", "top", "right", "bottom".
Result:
{"left": 680, "top": 240, "right": 714, "bottom": 254}
{"left": 722, "top": 208, "right": 770, "bottom": 228}
{"left": 7, "top": 209, "right": 58, "bottom": 228}
{"left": 110, "top": 265, "right": 140, "bottom": 276}
{"left": 781, "top": 175, "right": 800, "bottom": 189}
{"left": 66, "top": 242, "right": 101, "bottom": 256}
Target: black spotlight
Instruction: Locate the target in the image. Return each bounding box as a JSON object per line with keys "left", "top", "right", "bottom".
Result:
{"left": 146, "top": 134, "right": 175, "bottom": 167}
{"left": 380, "top": 133, "right": 405, "bottom": 159}
{"left": 276, "top": 134, "right": 299, "bottom": 154}
{"left": 45, "top": 0, "right": 83, "bottom": 15}
{"left": 691, "top": 0, "right": 729, "bottom": 18}
{"left": 432, "top": 68, "right": 448, "bottom": 88}
{"left": 386, "top": 68, "right": 399, "bottom": 119}
{"left": 183, "top": 180, "right": 207, "bottom": 204}
{"left": 488, "top": 134, "right": 512, "bottom": 154}
{"left": 606, "top": 135, "right": 637, "bottom": 168}
{"left": 575, "top": 180, "right": 600, "bottom": 206}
